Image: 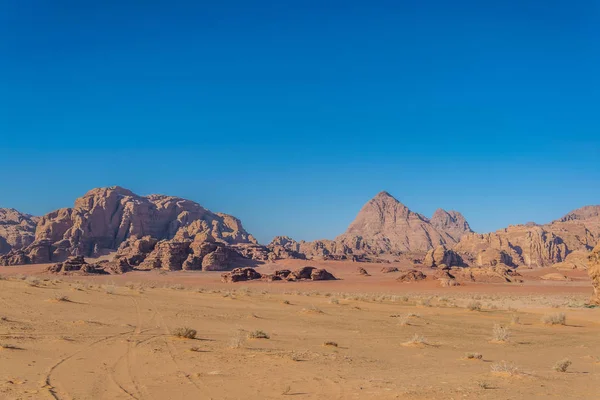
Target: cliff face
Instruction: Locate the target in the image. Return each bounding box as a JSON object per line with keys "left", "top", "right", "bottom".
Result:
{"left": 1, "top": 186, "right": 256, "bottom": 265}
{"left": 0, "top": 209, "right": 39, "bottom": 254}
{"left": 588, "top": 244, "right": 600, "bottom": 304}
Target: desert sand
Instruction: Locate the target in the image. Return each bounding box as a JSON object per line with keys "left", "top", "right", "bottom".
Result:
{"left": 1, "top": 260, "right": 599, "bottom": 400}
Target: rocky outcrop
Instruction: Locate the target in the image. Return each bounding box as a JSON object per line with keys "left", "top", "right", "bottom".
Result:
{"left": 397, "top": 270, "right": 427, "bottom": 282}
{"left": 357, "top": 267, "right": 370, "bottom": 276}
{"left": 221, "top": 266, "right": 337, "bottom": 283}
{"left": 221, "top": 267, "right": 262, "bottom": 283}
{"left": 0, "top": 209, "right": 38, "bottom": 254}
{"left": 588, "top": 244, "right": 600, "bottom": 305}
{"left": 267, "top": 236, "right": 306, "bottom": 260}
{"left": 423, "top": 245, "right": 464, "bottom": 268}
{"left": 1, "top": 186, "right": 256, "bottom": 266}
{"left": 46, "top": 256, "right": 111, "bottom": 274}
{"left": 381, "top": 266, "right": 399, "bottom": 273}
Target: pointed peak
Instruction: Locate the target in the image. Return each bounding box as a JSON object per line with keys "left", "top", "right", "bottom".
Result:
{"left": 374, "top": 191, "right": 393, "bottom": 199}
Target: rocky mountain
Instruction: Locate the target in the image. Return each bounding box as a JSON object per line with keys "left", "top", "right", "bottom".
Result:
{"left": 267, "top": 192, "right": 472, "bottom": 260}
{"left": 452, "top": 206, "right": 600, "bottom": 268}
{"left": 334, "top": 191, "right": 472, "bottom": 254}
{"left": 0, "top": 186, "right": 257, "bottom": 267}
{"left": 0, "top": 209, "right": 38, "bottom": 254}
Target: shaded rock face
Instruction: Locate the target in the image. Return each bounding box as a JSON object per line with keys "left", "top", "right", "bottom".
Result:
{"left": 114, "top": 236, "right": 242, "bottom": 272}
{"left": 0, "top": 209, "right": 38, "bottom": 254}
{"left": 423, "top": 245, "right": 464, "bottom": 268}
{"left": 1, "top": 186, "right": 256, "bottom": 265}
{"left": 267, "top": 236, "right": 307, "bottom": 260}
{"left": 588, "top": 244, "right": 600, "bottom": 305}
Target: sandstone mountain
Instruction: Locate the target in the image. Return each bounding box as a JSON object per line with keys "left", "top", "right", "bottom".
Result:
{"left": 333, "top": 191, "right": 471, "bottom": 254}
{"left": 0, "top": 186, "right": 257, "bottom": 267}
{"left": 268, "top": 191, "right": 472, "bottom": 260}
{"left": 453, "top": 206, "right": 600, "bottom": 268}
{"left": 0, "top": 209, "right": 38, "bottom": 254}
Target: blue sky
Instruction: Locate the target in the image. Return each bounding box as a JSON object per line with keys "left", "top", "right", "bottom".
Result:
{"left": 1, "top": 1, "right": 599, "bottom": 244}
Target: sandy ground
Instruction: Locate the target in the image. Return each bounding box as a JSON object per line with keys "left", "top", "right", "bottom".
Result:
{"left": 0, "top": 261, "right": 599, "bottom": 399}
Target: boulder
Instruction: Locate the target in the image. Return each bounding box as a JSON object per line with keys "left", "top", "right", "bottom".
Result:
{"left": 357, "top": 267, "right": 370, "bottom": 276}
{"left": 310, "top": 269, "right": 336, "bottom": 281}
{"left": 397, "top": 270, "right": 427, "bottom": 282}
{"left": 221, "top": 267, "right": 262, "bottom": 283}
{"left": 423, "top": 245, "right": 463, "bottom": 268}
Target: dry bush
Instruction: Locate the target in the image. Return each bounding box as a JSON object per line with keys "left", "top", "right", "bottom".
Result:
{"left": 229, "top": 331, "right": 246, "bottom": 349}
{"left": 173, "top": 327, "right": 197, "bottom": 339}
{"left": 323, "top": 341, "right": 338, "bottom": 347}
{"left": 282, "top": 300, "right": 291, "bottom": 305}
{"left": 467, "top": 301, "right": 482, "bottom": 311}
{"left": 189, "top": 346, "right": 201, "bottom": 352}
{"left": 170, "top": 284, "right": 185, "bottom": 290}
{"left": 510, "top": 314, "right": 521, "bottom": 325}
{"left": 477, "top": 380, "right": 491, "bottom": 389}
{"left": 491, "top": 361, "right": 519, "bottom": 376}
{"left": 329, "top": 298, "right": 339, "bottom": 304}
{"left": 301, "top": 305, "right": 324, "bottom": 314}
{"left": 492, "top": 324, "right": 510, "bottom": 342}
{"left": 439, "top": 278, "right": 459, "bottom": 287}
{"left": 418, "top": 298, "right": 432, "bottom": 307}
{"left": 542, "top": 313, "right": 566, "bottom": 325}
{"left": 398, "top": 315, "right": 410, "bottom": 326}
{"left": 248, "top": 330, "right": 270, "bottom": 339}
{"left": 25, "top": 276, "right": 41, "bottom": 287}
{"left": 553, "top": 358, "right": 572, "bottom": 372}
{"left": 52, "top": 293, "right": 70, "bottom": 302}
{"left": 104, "top": 284, "right": 116, "bottom": 295}
{"left": 405, "top": 334, "right": 427, "bottom": 346}
{"left": 465, "top": 352, "right": 483, "bottom": 360}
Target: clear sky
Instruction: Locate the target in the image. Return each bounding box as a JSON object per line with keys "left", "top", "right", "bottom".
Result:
{"left": 1, "top": 1, "right": 599, "bottom": 244}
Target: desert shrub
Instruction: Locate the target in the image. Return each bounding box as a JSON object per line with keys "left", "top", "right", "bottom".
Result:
{"left": 323, "top": 341, "right": 338, "bottom": 347}
{"left": 542, "top": 313, "right": 566, "bottom": 325}
{"left": 467, "top": 301, "right": 482, "bottom": 311}
{"left": 52, "top": 293, "right": 69, "bottom": 302}
{"left": 329, "top": 298, "right": 339, "bottom": 304}
{"left": 553, "top": 358, "right": 572, "bottom": 372}
{"left": 25, "top": 276, "right": 41, "bottom": 287}
{"left": 248, "top": 330, "right": 270, "bottom": 339}
{"left": 510, "top": 314, "right": 521, "bottom": 325}
{"left": 492, "top": 324, "right": 510, "bottom": 342}
{"left": 466, "top": 352, "right": 483, "bottom": 360}
{"left": 406, "top": 334, "right": 427, "bottom": 345}
{"left": 104, "top": 284, "right": 116, "bottom": 294}
{"left": 440, "top": 278, "right": 459, "bottom": 287}
{"left": 229, "top": 331, "right": 245, "bottom": 349}
{"left": 173, "top": 327, "right": 197, "bottom": 339}
{"left": 170, "top": 284, "right": 185, "bottom": 290}
{"left": 491, "top": 361, "right": 519, "bottom": 375}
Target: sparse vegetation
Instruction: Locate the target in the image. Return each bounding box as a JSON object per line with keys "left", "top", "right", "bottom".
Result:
{"left": 465, "top": 352, "right": 483, "bottom": 360}
{"left": 477, "top": 380, "right": 492, "bottom": 389}
{"left": 492, "top": 324, "right": 510, "bottom": 342}
{"left": 189, "top": 346, "right": 201, "bottom": 352}
{"left": 467, "top": 300, "right": 482, "bottom": 311}
{"left": 553, "top": 358, "right": 572, "bottom": 372}
{"left": 52, "top": 293, "right": 70, "bottom": 302}
{"left": 173, "top": 327, "right": 197, "bottom": 339}
{"left": 323, "top": 341, "right": 338, "bottom": 347}
{"left": 542, "top": 312, "right": 566, "bottom": 325}
{"left": 104, "top": 284, "right": 116, "bottom": 295}
{"left": 229, "top": 331, "right": 245, "bottom": 349}
{"left": 248, "top": 330, "right": 270, "bottom": 339}
{"left": 491, "top": 361, "right": 519, "bottom": 376}
{"left": 170, "top": 284, "right": 185, "bottom": 290}
{"left": 405, "top": 334, "right": 427, "bottom": 346}
{"left": 510, "top": 314, "right": 521, "bottom": 325}
{"left": 25, "top": 276, "right": 41, "bottom": 287}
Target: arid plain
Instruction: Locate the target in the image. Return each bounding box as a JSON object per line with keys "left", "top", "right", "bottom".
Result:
{"left": 0, "top": 260, "right": 599, "bottom": 400}
{"left": 1, "top": 187, "right": 600, "bottom": 399}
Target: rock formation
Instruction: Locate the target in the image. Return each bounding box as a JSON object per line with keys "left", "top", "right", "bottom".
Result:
{"left": 221, "top": 266, "right": 336, "bottom": 283}
{"left": 0, "top": 209, "right": 38, "bottom": 254}
{"left": 423, "top": 245, "right": 464, "bottom": 268}
{"left": 1, "top": 186, "right": 257, "bottom": 266}
{"left": 588, "top": 244, "right": 600, "bottom": 305}
{"left": 334, "top": 191, "right": 472, "bottom": 254}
